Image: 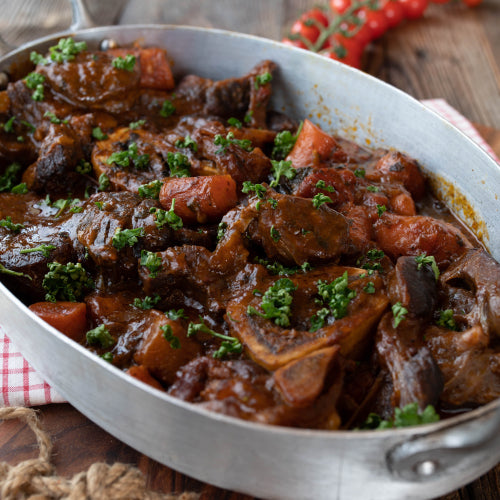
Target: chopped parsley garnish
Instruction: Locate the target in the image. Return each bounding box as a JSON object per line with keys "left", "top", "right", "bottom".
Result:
{"left": 98, "top": 173, "right": 110, "bottom": 191}
{"left": 214, "top": 132, "right": 253, "bottom": 154}
{"left": 24, "top": 72, "right": 45, "bottom": 101}
{"left": 354, "top": 168, "right": 366, "bottom": 178}
{"left": 187, "top": 320, "right": 242, "bottom": 358}
{"left": 86, "top": 324, "right": 115, "bottom": 349}
{"left": 254, "top": 71, "right": 272, "bottom": 89}
{"left": 92, "top": 127, "right": 108, "bottom": 140}
{"left": 166, "top": 152, "right": 191, "bottom": 177}
{"left": 42, "top": 262, "right": 94, "bottom": 302}
{"left": 94, "top": 201, "right": 103, "bottom": 210}
{"left": 227, "top": 117, "right": 242, "bottom": 129}
{"left": 270, "top": 160, "right": 296, "bottom": 187}
{"left": 242, "top": 181, "right": 266, "bottom": 199}
{"left": 106, "top": 142, "right": 149, "bottom": 170}
{"left": 149, "top": 199, "right": 183, "bottom": 230}
{"left": 30, "top": 51, "right": 48, "bottom": 65}
{"left": 217, "top": 221, "right": 228, "bottom": 242}
{"left": 101, "top": 352, "right": 114, "bottom": 363}
{"left": 11, "top": 183, "right": 28, "bottom": 194}
{"left": 160, "top": 99, "right": 176, "bottom": 118}
{"left": 49, "top": 37, "right": 87, "bottom": 63}
{"left": 392, "top": 301, "right": 408, "bottom": 328}
{"left": 310, "top": 271, "right": 357, "bottom": 331}
{"left": 76, "top": 159, "right": 92, "bottom": 175}
{"left": 376, "top": 204, "right": 387, "bottom": 217}
{"left": 112, "top": 54, "right": 136, "bottom": 71}
{"left": 247, "top": 278, "right": 296, "bottom": 327}
{"left": 315, "top": 180, "right": 335, "bottom": 192}
{"left": 0, "top": 263, "right": 32, "bottom": 280}
{"left": 0, "top": 216, "right": 24, "bottom": 233}
{"left": 140, "top": 250, "right": 162, "bottom": 278}
{"left": 363, "top": 281, "right": 376, "bottom": 294}
{"left": 175, "top": 135, "right": 198, "bottom": 152}
{"left": 138, "top": 179, "right": 163, "bottom": 199}
{"left": 255, "top": 256, "right": 311, "bottom": 276}
{"left": 112, "top": 227, "right": 145, "bottom": 250}
{"left": 43, "top": 111, "right": 68, "bottom": 124}
{"left": 415, "top": 253, "right": 440, "bottom": 281}
{"left": 360, "top": 403, "right": 439, "bottom": 430}
{"left": 20, "top": 244, "right": 56, "bottom": 258}
{"left": 268, "top": 198, "right": 278, "bottom": 209}
{"left": 270, "top": 226, "right": 281, "bottom": 242}
{"left": 436, "top": 309, "right": 458, "bottom": 330}
{"left": 51, "top": 197, "right": 83, "bottom": 217}
{"left": 312, "top": 193, "right": 333, "bottom": 209}
{"left": 271, "top": 122, "right": 302, "bottom": 160}
{"left": 366, "top": 185, "right": 380, "bottom": 192}
{"left": 0, "top": 163, "right": 21, "bottom": 192}
{"left": 21, "top": 120, "right": 36, "bottom": 133}
{"left": 129, "top": 119, "right": 146, "bottom": 130}
{"left": 166, "top": 309, "right": 188, "bottom": 320}
{"left": 3, "top": 116, "right": 15, "bottom": 133}
{"left": 160, "top": 324, "right": 181, "bottom": 349}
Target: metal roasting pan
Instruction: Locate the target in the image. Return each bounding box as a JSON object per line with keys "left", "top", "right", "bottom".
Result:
{"left": 1, "top": 2, "right": 500, "bottom": 499}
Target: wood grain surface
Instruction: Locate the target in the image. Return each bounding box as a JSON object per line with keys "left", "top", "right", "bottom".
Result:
{"left": 0, "top": 1, "right": 499, "bottom": 499}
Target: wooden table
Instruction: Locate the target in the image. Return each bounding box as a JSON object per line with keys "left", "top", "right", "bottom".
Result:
{"left": 1, "top": 1, "right": 499, "bottom": 499}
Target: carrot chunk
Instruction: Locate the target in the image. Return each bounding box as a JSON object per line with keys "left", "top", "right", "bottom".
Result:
{"left": 29, "top": 301, "right": 87, "bottom": 342}
{"left": 159, "top": 175, "right": 238, "bottom": 224}
{"left": 126, "top": 365, "right": 164, "bottom": 391}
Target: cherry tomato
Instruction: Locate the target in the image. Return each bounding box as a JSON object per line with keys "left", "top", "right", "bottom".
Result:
{"left": 302, "top": 8, "right": 330, "bottom": 28}
{"left": 340, "top": 19, "right": 373, "bottom": 49}
{"left": 430, "top": 0, "right": 450, "bottom": 3}
{"left": 381, "top": 0, "right": 406, "bottom": 28}
{"left": 290, "top": 19, "right": 320, "bottom": 45}
{"left": 358, "top": 7, "right": 389, "bottom": 40}
{"left": 462, "top": 0, "right": 482, "bottom": 6}
{"left": 398, "top": 0, "right": 429, "bottom": 19}
{"left": 330, "top": 0, "right": 352, "bottom": 14}
{"left": 281, "top": 37, "right": 308, "bottom": 50}
{"left": 322, "top": 47, "right": 362, "bottom": 69}
{"left": 327, "top": 32, "right": 364, "bottom": 59}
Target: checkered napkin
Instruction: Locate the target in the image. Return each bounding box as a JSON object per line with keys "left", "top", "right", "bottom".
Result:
{"left": 1, "top": 99, "right": 499, "bottom": 408}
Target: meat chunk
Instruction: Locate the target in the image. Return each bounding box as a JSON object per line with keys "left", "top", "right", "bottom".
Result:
{"left": 425, "top": 324, "right": 500, "bottom": 407}
{"left": 247, "top": 191, "right": 350, "bottom": 266}
{"left": 376, "top": 313, "right": 443, "bottom": 410}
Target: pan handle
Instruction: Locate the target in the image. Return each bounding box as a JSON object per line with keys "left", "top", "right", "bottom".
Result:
{"left": 387, "top": 399, "right": 500, "bottom": 482}
{"left": 69, "top": 0, "right": 97, "bottom": 31}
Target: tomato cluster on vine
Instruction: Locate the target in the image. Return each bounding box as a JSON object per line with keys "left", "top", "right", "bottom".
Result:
{"left": 282, "top": 0, "right": 482, "bottom": 69}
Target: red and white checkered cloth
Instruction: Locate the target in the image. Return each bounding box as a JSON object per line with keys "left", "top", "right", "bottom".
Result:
{"left": 0, "top": 99, "right": 499, "bottom": 408}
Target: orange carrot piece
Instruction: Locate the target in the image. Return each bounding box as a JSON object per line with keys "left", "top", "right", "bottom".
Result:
{"left": 286, "top": 119, "right": 345, "bottom": 168}
{"left": 159, "top": 175, "right": 238, "bottom": 224}
{"left": 29, "top": 301, "right": 87, "bottom": 342}
{"left": 108, "top": 47, "right": 175, "bottom": 90}
{"left": 126, "top": 365, "right": 164, "bottom": 391}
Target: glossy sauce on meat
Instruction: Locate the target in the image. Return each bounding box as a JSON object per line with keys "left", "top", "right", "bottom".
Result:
{"left": 1, "top": 38, "right": 499, "bottom": 430}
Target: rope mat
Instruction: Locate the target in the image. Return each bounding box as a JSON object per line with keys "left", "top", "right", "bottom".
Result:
{"left": 0, "top": 406, "right": 200, "bottom": 500}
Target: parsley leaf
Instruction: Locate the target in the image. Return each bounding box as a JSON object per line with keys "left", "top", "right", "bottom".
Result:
{"left": 270, "top": 160, "right": 296, "bottom": 187}
{"left": 11, "top": 183, "right": 28, "bottom": 194}
{"left": 160, "top": 99, "right": 175, "bottom": 118}
{"left": 227, "top": 117, "right": 242, "bottom": 129}
{"left": 92, "top": 127, "right": 108, "bottom": 140}
{"left": 270, "top": 226, "right": 280, "bottom": 242}
{"left": 175, "top": 135, "right": 198, "bottom": 152}
{"left": 315, "top": 180, "right": 335, "bottom": 192}
{"left": 106, "top": 142, "right": 149, "bottom": 170}
{"left": 112, "top": 227, "right": 145, "bottom": 250}
{"left": 376, "top": 204, "right": 387, "bottom": 217}
{"left": 363, "top": 281, "right": 376, "bottom": 294}
{"left": 271, "top": 122, "right": 303, "bottom": 160}
{"left": 217, "top": 221, "right": 228, "bottom": 242}
{"left": 415, "top": 253, "right": 440, "bottom": 281}
{"left": 76, "top": 159, "right": 92, "bottom": 175}
{"left": 366, "top": 185, "right": 380, "bottom": 192}
{"left": 138, "top": 180, "right": 163, "bottom": 199}
{"left": 30, "top": 51, "right": 48, "bottom": 65}
{"left": 129, "top": 119, "right": 146, "bottom": 130}
{"left": 0, "top": 216, "right": 24, "bottom": 233}
{"left": 354, "top": 168, "right": 365, "bottom": 178}
{"left": 166, "top": 152, "right": 191, "bottom": 177}
{"left": 49, "top": 37, "right": 87, "bottom": 63}
{"left": 98, "top": 173, "right": 110, "bottom": 191}
{"left": 43, "top": 262, "right": 94, "bottom": 302}
{"left": 392, "top": 301, "right": 408, "bottom": 328}
{"left": 187, "top": 320, "right": 242, "bottom": 358}
{"left": 214, "top": 132, "right": 252, "bottom": 154}
{"left": 112, "top": 54, "right": 136, "bottom": 71}
{"left": 242, "top": 181, "right": 266, "bottom": 199}
{"left": 360, "top": 403, "right": 440, "bottom": 430}
{"left": 43, "top": 111, "right": 68, "bottom": 124}
{"left": 166, "top": 309, "right": 188, "bottom": 320}
{"left": 255, "top": 256, "right": 311, "bottom": 276}
{"left": 0, "top": 263, "right": 32, "bottom": 280}
{"left": 20, "top": 244, "right": 56, "bottom": 258}
{"left": 312, "top": 193, "right": 333, "bottom": 209}
{"left": 254, "top": 71, "right": 272, "bottom": 89}
{"left": 0, "top": 163, "right": 21, "bottom": 192}
{"left": 247, "top": 278, "right": 296, "bottom": 327}
{"left": 161, "top": 324, "right": 181, "bottom": 349}
{"left": 140, "top": 250, "right": 162, "bottom": 278}
{"left": 86, "top": 324, "right": 115, "bottom": 349}
{"left": 149, "top": 199, "right": 183, "bottom": 230}
{"left": 436, "top": 309, "right": 458, "bottom": 330}
{"left": 24, "top": 72, "right": 45, "bottom": 101}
